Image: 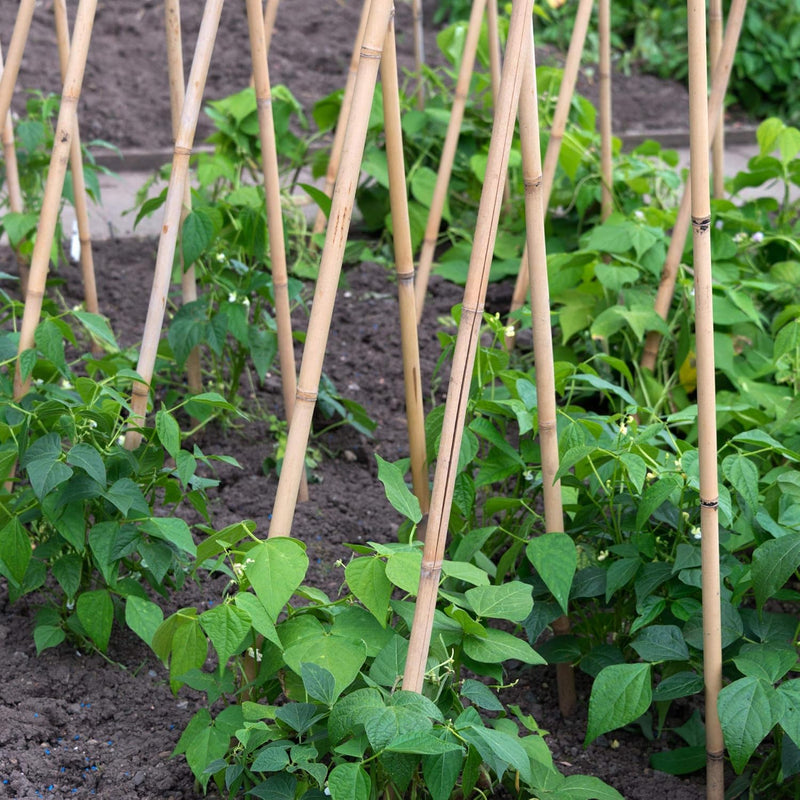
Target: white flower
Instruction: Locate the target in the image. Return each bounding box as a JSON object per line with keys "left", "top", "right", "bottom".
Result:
{"left": 751, "top": 231, "right": 764, "bottom": 243}
{"left": 70, "top": 220, "right": 80, "bottom": 262}
{"left": 504, "top": 325, "right": 515, "bottom": 339}
{"left": 228, "top": 292, "right": 237, "bottom": 303}
{"left": 88, "top": 420, "right": 98, "bottom": 429}
{"left": 634, "top": 210, "right": 645, "bottom": 221}
{"left": 117, "top": 435, "right": 125, "bottom": 446}
{"left": 619, "top": 424, "right": 628, "bottom": 436}
{"left": 232, "top": 562, "right": 245, "bottom": 580}
{"left": 246, "top": 646, "right": 263, "bottom": 663}
{"left": 715, "top": 219, "right": 724, "bottom": 230}
{"left": 597, "top": 550, "right": 609, "bottom": 562}
{"left": 60, "top": 379, "right": 73, "bottom": 390}
{"left": 733, "top": 232, "right": 748, "bottom": 243}
{"left": 216, "top": 253, "right": 226, "bottom": 263}
{"left": 691, "top": 526, "right": 702, "bottom": 540}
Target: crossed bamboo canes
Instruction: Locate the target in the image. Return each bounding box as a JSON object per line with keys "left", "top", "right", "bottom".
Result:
{"left": 685, "top": 0, "right": 724, "bottom": 794}
{"left": 0, "top": 0, "right": 35, "bottom": 131}
{"left": 639, "top": 0, "right": 745, "bottom": 374}
{"left": 13, "top": 0, "right": 98, "bottom": 401}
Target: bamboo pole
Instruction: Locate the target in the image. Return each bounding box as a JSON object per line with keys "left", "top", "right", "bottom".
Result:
{"left": 246, "top": 0, "right": 309, "bottom": 503}
{"left": 598, "top": 0, "right": 613, "bottom": 221}
{"left": 267, "top": 0, "right": 395, "bottom": 537}
{"left": 412, "top": 0, "right": 425, "bottom": 110}
{"left": 0, "top": 0, "right": 35, "bottom": 131}
{"left": 709, "top": 0, "right": 724, "bottom": 199}
{"left": 506, "top": 0, "right": 594, "bottom": 326}
{"left": 518, "top": 19, "right": 576, "bottom": 717}
{"left": 0, "top": 44, "right": 29, "bottom": 296}
{"left": 124, "top": 0, "right": 225, "bottom": 450}
{"left": 686, "top": 0, "right": 724, "bottom": 795}
{"left": 165, "top": 0, "right": 203, "bottom": 395}
{"left": 402, "top": 0, "right": 533, "bottom": 693}
{"left": 13, "top": 0, "right": 97, "bottom": 401}
{"left": 263, "top": 0, "right": 281, "bottom": 56}
{"left": 310, "top": 0, "right": 372, "bottom": 237}
{"left": 413, "top": 0, "right": 488, "bottom": 322}
{"left": 381, "top": 15, "right": 430, "bottom": 517}
{"left": 53, "top": 0, "right": 101, "bottom": 349}
{"left": 486, "top": 0, "right": 511, "bottom": 209}
{"left": 640, "top": 0, "right": 746, "bottom": 373}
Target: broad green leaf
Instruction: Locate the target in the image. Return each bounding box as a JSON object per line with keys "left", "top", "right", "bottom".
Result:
{"left": 718, "top": 677, "right": 781, "bottom": 773}
{"left": 553, "top": 774, "right": 625, "bottom": 799}
{"left": 0, "top": 519, "right": 32, "bottom": 586}
{"left": 777, "top": 679, "right": 800, "bottom": 746}
{"left": 652, "top": 671, "right": 704, "bottom": 702}
{"left": 169, "top": 616, "right": 208, "bottom": 691}
{"left": 461, "top": 679, "right": 504, "bottom": 711}
{"left": 463, "top": 628, "right": 545, "bottom": 665}
{"left": 650, "top": 746, "right": 706, "bottom": 776}
{"left": 734, "top": 643, "right": 798, "bottom": 683}
{"left": 441, "top": 559, "right": 489, "bottom": 587}
{"left": 142, "top": 517, "right": 196, "bottom": 556}
{"left": 181, "top": 208, "right": 217, "bottom": 266}
{"left": 635, "top": 473, "right": 684, "bottom": 530}
{"left": 722, "top": 454, "right": 759, "bottom": 513}
{"left": 751, "top": 534, "right": 800, "bottom": 608}
{"left": 125, "top": 596, "right": 164, "bottom": 647}
{"left": 375, "top": 455, "right": 422, "bottom": 523}
{"left": 460, "top": 724, "right": 531, "bottom": 784}
{"left": 52, "top": 554, "right": 82, "bottom": 600}
{"left": 327, "top": 763, "right": 370, "bottom": 800}
{"left": 464, "top": 581, "right": 533, "bottom": 622}
{"left": 234, "top": 592, "right": 280, "bottom": 648}
{"left": 300, "top": 662, "right": 337, "bottom": 706}
{"left": 526, "top": 533, "right": 577, "bottom": 615}
{"left": 174, "top": 709, "right": 229, "bottom": 788}
{"left": 199, "top": 604, "right": 252, "bottom": 666}
{"left": 76, "top": 589, "right": 114, "bottom": 652}
{"left": 251, "top": 742, "right": 290, "bottom": 772}
{"left": 368, "top": 634, "right": 409, "bottom": 687}
{"left": 34, "top": 623, "right": 66, "bottom": 654}
{"left": 244, "top": 538, "right": 309, "bottom": 619}
{"left": 386, "top": 732, "right": 463, "bottom": 754}
{"left": 630, "top": 625, "right": 689, "bottom": 663}
{"left": 72, "top": 310, "right": 118, "bottom": 350}
{"left": 385, "top": 549, "right": 422, "bottom": 595}
{"left": 345, "top": 556, "right": 391, "bottom": 626}
{"left": 26, "top": 454, "right": 73, "bottom": 500}
{"left": 283, "top": 635, "right": 367, "bottom": 700}
{"left": 66, "top": 443, "right": 106, "bottom": 487}
{"left": 586, "top": 664, "right": 652, "bottom": 745}
{"left": 423, "top": 743, "right": 463, "bottom": 800}
{"left": 156, "top": 408, "right": 181, "bottom": 460}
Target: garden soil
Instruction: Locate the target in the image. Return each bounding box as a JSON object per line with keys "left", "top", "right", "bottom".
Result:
{"left": 0, "top": 2, "right": 719, "bottom": 798}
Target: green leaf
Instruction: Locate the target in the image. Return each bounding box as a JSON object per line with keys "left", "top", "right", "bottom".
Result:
{"left": 125, "top": 596, "right": 164, "bottom": 647}
{"left": 586, "top": 664, "right": 652, "bottom": 745}
{"left": 174, "top": 709, "right": 229, "bottom": 788}
{"left": 234, "top": 592, "right": 280, "bottom": 648}
{"left": 375, "top": 455, "right": 422, "bottom": 523}
{"left": 718, "top": 677, "right": 780, "bottom": 773}
{"left": 141, "top": 517, "right": 197, "bottom": 556}
{"left": 300, "top": 662, "right": 337, "bottom": 706}
{"left": 34, "top": 623, "right": 65, "bottom": 655}
{"left": 463, "top": 628, "right": 546, "bottom": 665}
{"left": 722, "top": 454, "right": 759, "bottom": 513}
{"left": 423, "top": 743, "right": 463, "bottom": 800}
{"left": 283, "top": 635, "right": 367, "bottom": 700}
{"left": 441, "top": 559, "right": 489, "bottom": 587}
{"left": 526, "top": 533, "right": 577, "bottom": 615}
{"left": 169, "top": 617, "right": 208, "bottom": 691}
{"left": 327, "top": 763, "right": 370, "bottom": 800}
{"left": 635, "top": 473, "right": 683, "bottom": 530}
{"left": 0, "top": 519, "right": 32, "bottom": 586}
{"left": 650, "top": 745, "right": 706, "bottom": 776}
{"left": 199, "top": 604, "right": 252, "bottom": 666}
{"left": 251, "top": 742, "right": 290, "bottom": 773}
{"left": 460, "top": 724, "right": 531, "bottom": 784}
{"left": 52, "top": 554, "right": 82, "bottom": 600}
{"left": 777, "top": 679, "right": 800, "bottom": 747}
{"left": 385, "top": 550, "right": 422, "bottom": 595}
{"left": 2, "top": 211, "right": 39, "bottom": 247}
{"left": 156, "top": 408, "right": 181, "bottom": 460}
{"left": 345, "top": 556, "right": 391, "bottom": 626}
{"left": 76, "top": 589, "right": 114, "bottom": 652}
{"left": 464, "top": 582, "right": 533, "bottom": 622}
{"left": 652, "top": 671, "right": 704, "bottom": 702}
{"left": 181, "top": 208, "right": 217, "bottom": 266}
{"left": 734, "top": 643, "right": 798, "bottom": 683}
{"left": 244, "top": 538, "right": 309, "bottom": 619}
{"left": 72, "top": 310, "right": 118, "bottom": 350}
{"left": 751, "top": 533, "right": 800, "bottom": 609}
{"left": 386, "top": 732, "right": 463, "bottom": 754}
{"left": 461, "top": 679, "right": 504, "bottom": 711}
{"left": 630, "top": 625, "right": 689, "bottom": 663}
{"left": 66, "top": 443, "right": 106, "bottom": 487}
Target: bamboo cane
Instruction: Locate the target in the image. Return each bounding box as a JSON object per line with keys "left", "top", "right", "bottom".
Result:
{"left": 518, "top": 19, "right": 576, "bottom": 717}
{"left": 263, "top": 0, "right": 281, "bottom": 56}
{"left": 246, "top": 0, "right": 309, "bottom": 503}
{"left": 709, "top": 0, "right": 724, "bottom": 199}
{"left": 412, "top": 0, "right": 425, "bottom": 110}
{"left": 310, "top": 0, "right": 372, "bottom": 237}
{"left": 125, "top": 0, "right": 225, "bottom": 450}
{"left": 53, "top": 0, "right": 101, "bottom": 354}
{"left": 506, "top": 0, "right": 594, "bottom": 326}
{"left": 381, "top": 15, "right": 430, "bottom": 517}
{"left": 402, "top": 0, "right": 533, "bottom": 694}
{"left": 0, "top": 0, "right": 35, "bottom": 130}
{"left": 639, "top": 0, "right": 746, "bottom": 373}
{"left": 0, "top": 44, "right": 29, "bottom": 296}
{"left": 486, "top": 0, "right": 511, "bottom": 209}
{"left": 267, "top": 0, "right": 394, "bottom": 537}
{"left": 13, "top": 0, "right": 97, "bottom": 401}
{"left": 686, "top": 0, "right": 724, "bottom": 795}
{"left": 165, "top": 0, "right": 203, "bottom": 395}
{"left": 598, "top": 0, "right": 612, "bottom": 221}
{"left": 413, "top": 0, "right": 488, "bottom": 322}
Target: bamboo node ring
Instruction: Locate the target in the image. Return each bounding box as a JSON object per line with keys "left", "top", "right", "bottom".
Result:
{"left": 461, "top": 303, "right": 483, "bottom": 316}
{"left": 700, "top": 497, "right": 719, "bottom": 509}
{"left": 707, "top": 750, "right": 725, "bottom": 762}
{"left": 523, "top": 176, "right": 542, "bottom": 191}
{"left": 131, "top": 385, "right": 150, "bottom": 398}
{"left": 173, "top": 145, "right": 192, "bottom": 157}
{"left": 691, "top": 215, "right": 711, "bottom": 233}
{"left": 295, "top": 389, "right": 318, "bottom": 402}
{"left": 359, "top": 46, "right": 382, "bottom": 60}
{"left": 256, "top": 98, "right": 273, "bottom": 110}
{"left": 397, "top": 270, "right": 414, "bottom": 283}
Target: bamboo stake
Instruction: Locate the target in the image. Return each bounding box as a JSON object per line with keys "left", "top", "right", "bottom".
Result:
{"left": 125, "top": 0, "right": 225, "bottom": 450}
{"left": 518, "top": 19, "right": 576, "bottom": 717}
{"left": 0, "top": 44, "right": 29, "bottom": 296}
{"left": 267, "top": 0, "right": 395, "bottom": 537}
{"left": 686, "top": 0, "right": 724, "bottom": 795}
{"left": 412, "top": 0, "right": 425, "bottom": 110}
{"left": 402, "top": 0, "right": 533, "bottom": 693}
{"left": 310, "top": 0, "right": 372, "bottom": 237}
{"left": 246, "top": 0, "right": 309, "bottom": 503}
{"left": 709, "top": 0, "right": 724, "bottom": 199}
{"left": 381, "top": 14, "right": 430, "bottom": 517}
{"left": 0, "top": 0, "right": 35, "bottom": 130}
{"left": 598, "top": 0, "right": 613, "bottom": 221}
{"left": 53, "top": 0, "right": 101, "bottom": 351}
{"left": 13, "top": 0, "right": 97, "bottom": 401}
{"left": 506, "top": 0, "right": 594, "bottom": 327}
{"left": 165, "top": 0, "right": 203, "bottom": 395}
{"left": 413, "top": 0, "right": 488, "bottom": 322}
{"left": 486, "top": 0, "right": 511, "bottom": 209}
{"left": 640, "top": 0, "right": 746, "bottom": 373}
{"left": 263, "top": 0, "right": 281, "bottom": 56}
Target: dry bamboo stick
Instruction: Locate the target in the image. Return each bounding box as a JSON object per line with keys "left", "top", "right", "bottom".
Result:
{"left": 412, "top": 0, "right": 426, "bottom": 110}
{"left": 507, "top": 0, "right": 594, "bottom": 325}
{"left": 165, "top": 0, "right": 203, "bottom": 395}
{"left": 709, "top": 0, "right": 724, "bottom": 199}
{"left": 402, "top": 0, "right": 533, "bottom": 693}
{"left": 0, "top": 0, "right": 35, "bottom": 130}
{"left": 381, "top": 15, "right": 430, "bottom": 517}
{"left": 518, "top": 19, "right": 575, "bottom": 717}
{"left": 13, "top": 0, "right": 97, "bottom": 400}
{"left": 267, "top": 0, "right": 395, "bottom": 537}
{"left": 53, "top": 0, "right": 101, "bottom": 353}
{"left": 640, "top": 0, "right": 746, "bottom": 373}
{"left": 124, "top": 0, "right": 225, "bottom": 449}
{"left": 310, "top": 0, "right": 372, "bottom": 237}
{"left": 686, "top": 0, "right": 724, "bottom": 795}
{"left": 598, "top": 0, "right": 612, "bottom": 221}
{"left": 246, "top": 0, "right": 309, "bottom": 503}
{"left": 486, "top": 0, "right": 511, "bottom": 209}
{"left": 263, "top": 0, "right": 281, "bottom": 56}
{"left": 0, "top": 44, "right": 29, "bottom": 296}
{"left": 413, "top": 0, "right": 488, "bottom": 322}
